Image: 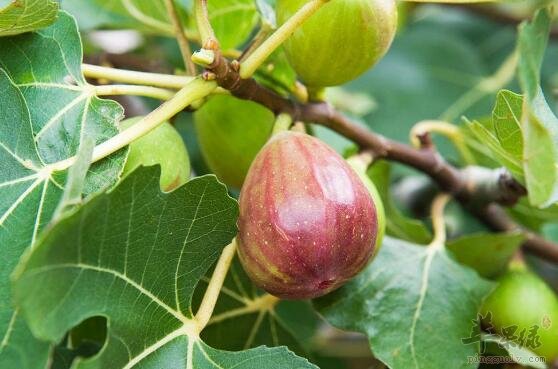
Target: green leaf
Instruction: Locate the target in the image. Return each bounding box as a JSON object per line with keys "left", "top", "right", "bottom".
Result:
{"left": 447, "top": 232, "right": 525, "bottom": 279}
{"left": 367, "top": 162, "right": 432, "bottom": 244}
{"left": 197, "top": 256, "right": 320, "bottom": 356}
{"left": 207, "top": 0, "right": 259, "bottom": 51}
{"left": 0, "top": 11, "right": 126, "bottom": 194}
{"left": 63, "top": 0, "right": 259, "bottom": 50}
{"left": 466, "top": 119, "right": 525, "bottom": 181}
{"left": 515, "top": 8, "right": 558, "bottom": 208}
{"left": 255, "top": 0, "right": 276, "bottom": 28}
{"left": 517, "top": 8, "right": 551, "bottom": 102}
{"left": 315, "top": 237, "right": 494, "bottom": 369}
{"left": 0, "top": 0, "right": 58, "bottom": 36}
{"left": 523, "top": 89, "right": 558, "bottom": 207}
{"left": 14, "top": 167, "right": 317, "bottom": 368}
{"left": 62, "top": 0, "right": 176, "bottom": 35}
{"left": 0, "top": 12, "right": 126, "bottom": 367}
{"left": 510, "top": 198, "right": 558, "bottom": 231}
{"left": 492, "top": 90, "right": 523, "bottom": 161}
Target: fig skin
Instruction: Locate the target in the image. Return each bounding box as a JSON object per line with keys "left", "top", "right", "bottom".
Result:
{"left": 194, "top": 95, "right": 274, "bottom": 189}
{"left": 277, "top": 0, "right": 397, "bottom": 87}
{"left": 121, "top": 117, "right": 190, "bottom": 192}
{"left": 237, "top": 132, "right": 379, "bottom": 299}
{"left": 480, "top": 268, "right": 558, "bottom": 361}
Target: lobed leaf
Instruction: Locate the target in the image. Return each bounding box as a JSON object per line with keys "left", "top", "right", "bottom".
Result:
{"left": 13, "top": 166, "right": 317, "bottom": 368}
{"left": 0, "top": 11, "right": 126, "bottom": 368}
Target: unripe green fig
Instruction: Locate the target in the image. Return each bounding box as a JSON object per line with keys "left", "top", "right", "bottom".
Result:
{"left": 194, "top": 95, "right": 274, "bottom": 189}
{"left": 238, "top": 132, "right": 380, "bottom": 299}
{"left": 346, "top": 156, "right": 385, "bottom": 254}
{"left": 121, "top": 117, "right": 190, "bottom": 192}
{"left": 277, "top": 0, "right": 397, "bottom": 87}
{"left": 480, "top": 268, "right": 558, "bottom": 360}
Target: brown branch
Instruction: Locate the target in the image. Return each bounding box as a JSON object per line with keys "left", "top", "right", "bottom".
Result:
{"left": 452, "top": 4, "right": 558, "bottom": 39}
{"left": 204, "top": 51, "right": 558, "bottom": 264}
{"left": 476, "top": 204, "right": 558, "bottom": 263}
{"left": 207, "top": 51, "right": 522, "bottom": 202}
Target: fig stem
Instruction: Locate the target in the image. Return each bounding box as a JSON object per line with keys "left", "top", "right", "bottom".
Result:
{"left": 164, "top": 0, "right": 197, "bottom": 76}
{"left": 410, "top": 120, "right": 476, "bottom": 165}
{"left": 81, "top": 64, "right": 194, "bottom": 89}
{"left": 94, "top": 84, "right": 175, "bottom": 100}
{"left": 239, "top": 0, "right": 329, "bottom": 79}
{"left": 195, "top": 240, "right": 238, "bottom": 330}
{"left": 194, "top": 0, "right": 217, "bottom": 47}
{"left": 346, "top": 153, "right": 373, "bottom": 174}
{"left": 46, "top": 78, "right": 217, "bottom": 172}
{"left": 429, "top": 193, "right": 451, "bottom": 248}
{"left": 271, "top": 113, "right": 293, "bottom": 136}
{"left": 290, "top": 122, "right": 307, "bottom": 133}
{"left": 238, "top": 25, "right": 274, "bottom": 63}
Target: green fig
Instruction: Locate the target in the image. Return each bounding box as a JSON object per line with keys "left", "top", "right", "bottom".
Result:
{"left": 481, "top": 268, "right": 558, "bottom": 361}
{"left": 194, "top": 95, "right": 274, "bottom": 189}
{"left": 121, "top": 117, "right": 190, "bottom": 191}
{"left": 346, "top": 156, "right": 386, "bottom": 254}
{"left": 277, "top": 0, "right": 398, "bottom": 87}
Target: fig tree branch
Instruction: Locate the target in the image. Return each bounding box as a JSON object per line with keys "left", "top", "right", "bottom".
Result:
{"left": 82, "top": 64, "right": 193, "bottom": 89}
{"left": 208, "top": 50, "right": 524, "bottom": 203}
{"left": 94, "top": 84, "right": 175, "bottom": 100}
{"left": 476, "top": 204, "right": 558, "bottom": 263}
{"left": 410, "top": 120, "right": 475, "bottom": 165}
{"left": 204, "top": 51, "right": 558, "bottom": 264}
{"left": 453, "top": 4, "right": 558, "bottom": 39}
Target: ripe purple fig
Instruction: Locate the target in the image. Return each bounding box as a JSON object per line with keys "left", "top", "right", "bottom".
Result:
{"left": 238, "top": 132, "right": 379, "bottom": 299}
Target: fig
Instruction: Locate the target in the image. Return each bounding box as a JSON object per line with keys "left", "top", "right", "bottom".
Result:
{"left": 346, "top": 156, "right": 386, "bottom": 254}
{"left": 121, "top": 117, "right": 190, "bottom": 192}
{"left": 237, "top": 131, "right": 380, "bottom": 299}
{"left": 276, "top": 0, "right": 398, "bottom": 87}
{"left": 194, "top": 95, "right": 274, "bottom": 189}
{"left": 480, "top": 268, "right": 558, "bottom": 360}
